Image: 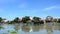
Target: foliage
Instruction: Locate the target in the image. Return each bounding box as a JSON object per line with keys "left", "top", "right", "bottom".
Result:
{"left": 13, "top": 17, "right": 20, "bottom": 23}
{"left": 0, "top": 16, "right": 60, "bottom": 24}
{"left": 0, "top": 17, "right": 3, "bottom": 23}
{"left": 32, "top": 17, "right": 41, "bottom": 24}
{"left": 53, "top": 19, "right": 58, "bottom": 22}
{"left": 22, "top": 16, "right": 30, "bottom": 23}
{"left": 58, "top": 19, "right": 60, "bottom": 23}
{"left": 45, "top": 16, "right": 53, "bottom": 22}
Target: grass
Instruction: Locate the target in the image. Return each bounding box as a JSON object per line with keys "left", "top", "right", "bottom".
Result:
{"left": 54, "top": 23, "right": 60, "bottom": 26}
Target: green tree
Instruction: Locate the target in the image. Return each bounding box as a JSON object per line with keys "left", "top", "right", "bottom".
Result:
{"left": 22, "top": 16, "right": 30, "bottom": 23}
{"left": 13, "top": 17, "right": 20, "bottom": 23}
{"left": 0, "top": 17, "right": 2, "bottom": 22}
{"left": 58, "top": 19, "right": 60, "bottom": 23}
{"left": 32, "top": 17, "right": 41, "bottom": 24}
{"left": 45, "top": 16, "right": 53, "bottom": 22}
{"left": 0, "top": 17, "right": 4, "bottom": 23}
{"left": 53, "top": 19, "right": 58, "bottom": 22}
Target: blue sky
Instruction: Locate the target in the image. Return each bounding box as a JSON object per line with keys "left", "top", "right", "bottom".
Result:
{"left": 0, "top": 0, "right": 60, "bottom": 20}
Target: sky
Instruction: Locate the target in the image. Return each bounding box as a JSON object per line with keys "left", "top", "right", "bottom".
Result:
{"left": 0, "top": 0, "right": 60, "bottom": 20}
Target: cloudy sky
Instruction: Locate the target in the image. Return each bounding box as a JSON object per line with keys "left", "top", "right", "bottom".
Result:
{"left": 0, "top": 0, "right": 60, "bottom": 20}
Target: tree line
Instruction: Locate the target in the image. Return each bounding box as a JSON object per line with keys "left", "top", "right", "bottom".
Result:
{"left": 0, "top": 16, "right": 60, "bottom": 24}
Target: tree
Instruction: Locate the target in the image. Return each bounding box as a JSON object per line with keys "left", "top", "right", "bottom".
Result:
{"left": 45, "top": 16, "right": 53, "bottom": 23}
{"left": 58, "top": 19, "right": 60, "bottom": 23}
{"left": 0, "top": 17, "right": 4, "bottom": 23}
{"left": 22, "top": 16, "right": 30, "bottom": 23}
{"left": 53, "top": 19, "right": 58, "bottom": 22}
{"left": 0, "top": 17, "right": 2, "bottom": 23}
{"left": 32, "top": 17, "right": 41, "bottom": 24}
{"left": 13, "top": 17, "right": 21, "bottom": 23}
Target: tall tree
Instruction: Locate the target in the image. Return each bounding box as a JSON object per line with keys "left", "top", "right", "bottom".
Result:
{"left": 53, "top": 19, "right": 58, "bottom": 22}
{"left": 0, "top": 17, "right": 4, "bottom": 23}
{"left": 45, "top": 16, "right": 53, "bottom": 22}
{"left": 32, "top": 17, "right": 41, "bottom": 24}
{"left": 58, "top": 19, "right": 60, "bottom": 23}
{"left": 0, "top": 17, "right": 2, "bottom": 22}
{"left": 22, "top": 16, "right": 30, "bottom": 23}
{"left": 13, "top": 17, "right": 21, "bottom": 23}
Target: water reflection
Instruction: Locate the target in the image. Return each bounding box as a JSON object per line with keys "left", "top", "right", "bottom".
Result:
{"left": 22, "top": 25, "right": 31, "bottom": 32}
{"left": 0, "top": 23, "right": 60, "bottom": 34}
{"left": 46, "top": 23, "right": 53, "bottom": 34}
{"left": 0, "top": 25, "right": 4, "bottom": 30}
{"left": 14, "top": 24, "right": 21, "bottom": 32}
{"left": 32, "top": 25, "right": 40, "bottom": 32}
{"left": 9, "top": 24, "right": 21, "bottom": 34}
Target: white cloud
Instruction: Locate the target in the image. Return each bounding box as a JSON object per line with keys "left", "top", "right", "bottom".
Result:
{"left": 42, "top": 6, "right": 56, "bottom": 11}
{"left": 41, "top": 5, "right": 60, "bottom": 11}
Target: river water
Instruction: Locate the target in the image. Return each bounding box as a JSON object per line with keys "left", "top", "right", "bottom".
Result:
{"left": 0, "top": 23, "right": 60, "bottom": 34}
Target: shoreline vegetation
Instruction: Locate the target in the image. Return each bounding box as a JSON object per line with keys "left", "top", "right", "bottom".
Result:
{"left": 0, "top": 16, "right": 60, "bottom": 24}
